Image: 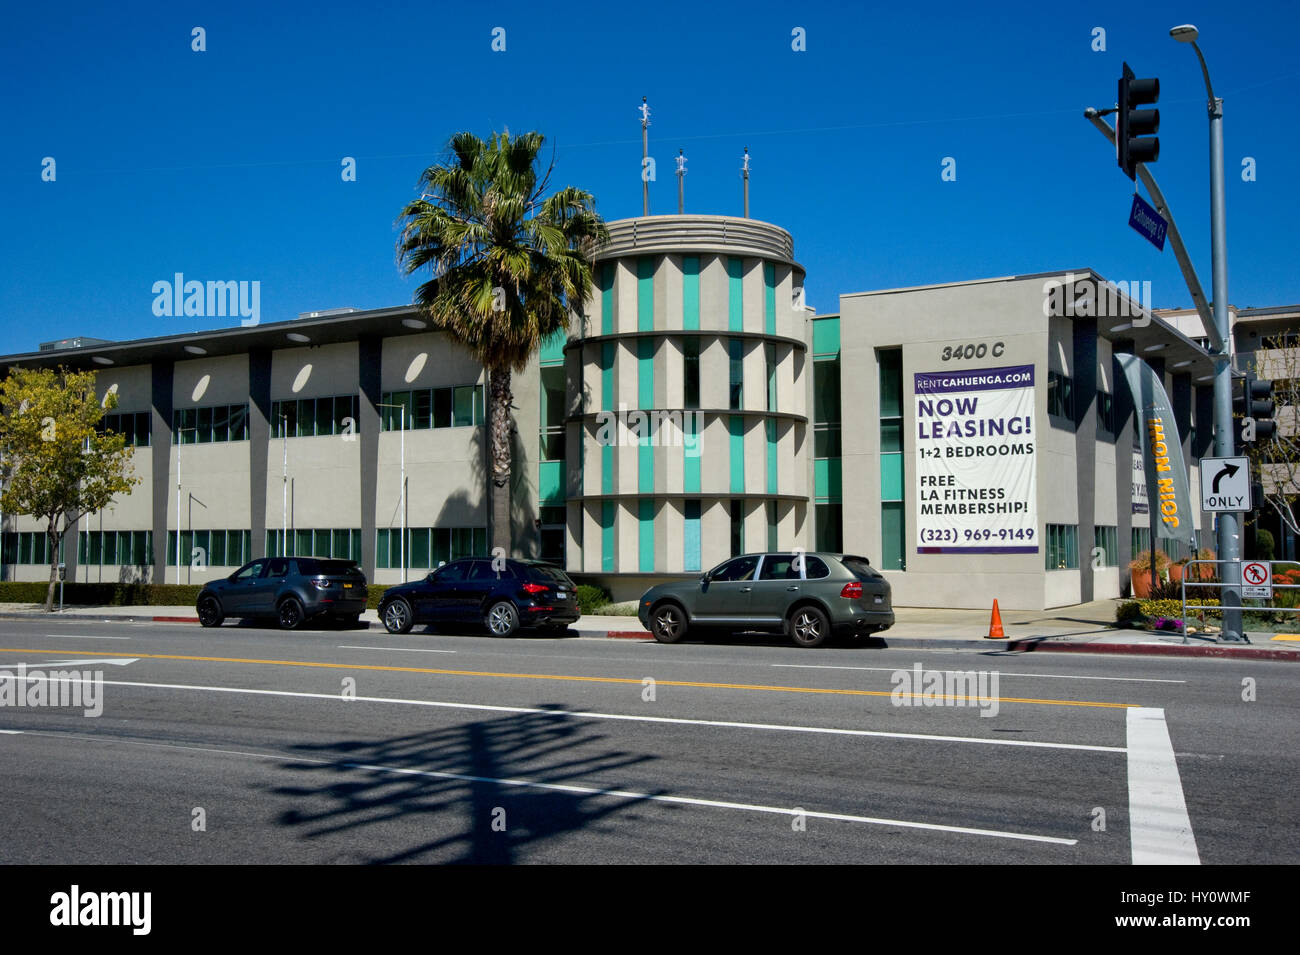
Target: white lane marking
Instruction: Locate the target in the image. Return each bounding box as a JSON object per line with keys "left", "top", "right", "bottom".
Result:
{"left": 0, "top": 730, "right": 23, "bottom": 734}
{"left": 1126, "top": 707, "right": 1200, "bottom": 865}
{"left": 337, "top": 645, "right": 456, "bottom": 654}
{"left": 772, "top": 664, "right": 1185, "bottom": 685}
{"left": 0, "top": 658, "right": 138, "bottom": 668}
{"left": 42, "top": 635, "right": 132, "bottom": 640}
{"left": 24, "top": 731, "right": 1077, "bottom": 846}
{"left": 53, "top": 678, "right": 1124, "bottom": 753}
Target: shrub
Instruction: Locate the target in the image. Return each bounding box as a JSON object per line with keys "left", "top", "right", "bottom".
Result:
{"left": 574, "top": 584, "right": 610, "bottom": 613}
{"left": 1147, "top": 577, "right": 1186, "bottom": 601}
{"left": 1256, "top": 529, "right": 1275, "bottom": 560}
{"left": 1115, "top": 600, "right": 1144, "bottom": 624}
{"left": 0, "top": 582, "right": 202, "bottom": 606}
{"left": 1137, "top": 597, "right": 1220, "bottom": 620}
{"left": 1129, "top": 549, "right": 1171, "bottom": 574}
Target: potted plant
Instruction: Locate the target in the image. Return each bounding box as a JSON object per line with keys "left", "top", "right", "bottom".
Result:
{"left": 1129, "top": 549, "right": 1170, "bottom": 598}
{"left": 1189, "top": 547, "right": 1217, "bottom": 581}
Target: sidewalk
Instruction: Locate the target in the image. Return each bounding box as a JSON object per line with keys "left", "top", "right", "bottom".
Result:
{"left": 1, "top": 599, "right": 1296, "bottom": 661}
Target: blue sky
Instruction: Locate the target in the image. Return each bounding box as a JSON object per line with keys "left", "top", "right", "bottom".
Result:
{"left": 2, "top": 0, "right": 1298, "bottom": 351}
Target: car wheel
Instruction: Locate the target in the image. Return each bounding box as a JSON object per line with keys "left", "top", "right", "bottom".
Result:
{"left": 277, "top": 597, "right": 305, "bottom": 631}
{"left": 485, "top": 601, "right": 520, "bottom": 637}
{"left": 197, "top": 595, "right": 224, "bottom": 628}
{"left": 382, "top": 598, "right": 414, "bottom": 634}
{"left": 651, "top": 603, "right": 688, "bottom": 644}
{"left": 789, "top": 605, "right": 831, "bottom": 648}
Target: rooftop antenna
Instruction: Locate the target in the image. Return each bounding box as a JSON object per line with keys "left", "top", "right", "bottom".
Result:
{"left": 676, "top": 149, "right": 686, "bottom": 214}
{"left": 742, "top": 147, "right": 750, "bottom": 218}
{"left": 640, "top": 96, "right": 651, "bottom": 216}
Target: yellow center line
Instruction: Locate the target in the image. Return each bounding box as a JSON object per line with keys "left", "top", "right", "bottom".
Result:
{"left": 0, "top": 647, "right": 1138, "bottom": 709}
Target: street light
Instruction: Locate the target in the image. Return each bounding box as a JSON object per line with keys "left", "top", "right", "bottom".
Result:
{"left": 175, "top": 424, "right": 196, "bottom": 584}
{"left": 376, "top": 402, "right": 407, "bottom": 583}
{"left": 1171, "top": 23, "right": 1244, "bottom": 641}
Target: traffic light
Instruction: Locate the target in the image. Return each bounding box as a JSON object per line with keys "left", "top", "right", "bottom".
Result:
{"left": 1234, "top": 369, "right": 1277, "bottom": 451}
{"left": 1118, "top": 62, "right": 1160, "bottom": 180}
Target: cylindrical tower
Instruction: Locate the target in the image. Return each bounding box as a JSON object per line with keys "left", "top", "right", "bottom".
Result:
{"left": 562, "top": 214, "right": 812, "bottom": 593}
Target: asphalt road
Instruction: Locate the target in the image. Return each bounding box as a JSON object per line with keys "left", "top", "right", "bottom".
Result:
{"left": 0, "top": 616, "right": 1295, "bottom": 865}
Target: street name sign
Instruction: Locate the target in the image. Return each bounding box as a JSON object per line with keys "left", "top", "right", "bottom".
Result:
{"left": 1129, "top": 194, "right": 1168, "bottom": 251}
{"left": 1200, "top": 456, "right": 1251, "bottom": 512}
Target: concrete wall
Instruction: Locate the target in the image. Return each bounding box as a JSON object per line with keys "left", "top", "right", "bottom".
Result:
{"left": 840, "top": 276, "right": 1051, "bottom": 609}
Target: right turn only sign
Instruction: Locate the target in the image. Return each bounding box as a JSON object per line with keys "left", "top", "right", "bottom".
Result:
{"left": 1200, "top": 456, "right": 1251, "bottom": 512}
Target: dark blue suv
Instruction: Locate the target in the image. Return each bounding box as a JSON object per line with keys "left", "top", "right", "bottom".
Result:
{"left": 378, "top": 557, "right": 580, "bottom": 637}
{"left": 197, "top": 556, "right": 368, "bottom": 630}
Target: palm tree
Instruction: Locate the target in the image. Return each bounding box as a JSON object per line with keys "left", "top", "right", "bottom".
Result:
{"left": 396, "top": 130, "right": 608, "bottom": 555}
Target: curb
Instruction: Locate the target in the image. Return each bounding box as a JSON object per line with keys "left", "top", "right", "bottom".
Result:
{"left": 1, "top": 611, "right": 1296, "bottom": 659}
{"left": 1002, "top": 638, "right": 1300, "bottom": 662}
{"left": 602, "top": 630, "right": 654, "bottom": 640}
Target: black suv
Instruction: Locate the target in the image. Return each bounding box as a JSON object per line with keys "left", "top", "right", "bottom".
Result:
{"left": 378, "top": 557, "right": 580, "bottom": 637}
{"left": 196, "top": 557, "right": 369, "bottom": 629}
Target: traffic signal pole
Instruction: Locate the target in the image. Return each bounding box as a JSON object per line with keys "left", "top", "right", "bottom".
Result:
{"left": 1202, "top": 53, "right": 1244, "bottom": 641}
{"left": 1085, "top": 42, "right": 1243, "bottom": 641}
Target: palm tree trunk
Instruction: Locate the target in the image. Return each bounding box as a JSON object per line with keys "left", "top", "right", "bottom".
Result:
{"left": 489, "top": 367, "right": 513, "bottom": 556}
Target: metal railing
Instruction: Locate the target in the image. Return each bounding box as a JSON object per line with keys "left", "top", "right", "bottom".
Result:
{"left": 1179, "top": 559, "right": 1300, "bottom": 643}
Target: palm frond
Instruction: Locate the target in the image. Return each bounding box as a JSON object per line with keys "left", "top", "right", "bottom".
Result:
{"left": 396, "top": 129, "right": 605, "bottom": 373}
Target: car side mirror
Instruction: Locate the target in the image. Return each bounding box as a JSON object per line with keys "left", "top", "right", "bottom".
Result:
{"left": 700, "top": 573, "right": 710, "bottom": 584}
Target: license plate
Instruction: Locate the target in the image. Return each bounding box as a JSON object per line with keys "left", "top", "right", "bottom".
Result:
{"left": 556, "top": 592, "right": 567, "bottom": 600}
{"left": 873, "top": 595, "right": 883, "bottom": 604}
{"left": 343, "top": 583, "right": 353, "bottom": 589}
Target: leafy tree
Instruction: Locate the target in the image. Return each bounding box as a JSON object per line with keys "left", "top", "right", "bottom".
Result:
{"left": 0, "top": 366, "right": 140, "bottom": 610}
{"left": 396, "top": 129, "right": 607, "bottom": 554}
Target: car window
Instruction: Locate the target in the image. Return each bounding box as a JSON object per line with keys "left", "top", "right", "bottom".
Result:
{"left": 711, "top": 555, "right": 759, "bottom": 582}
{"left": 306, "top": 559, "right": 362, "bottom": 577}
{"left": 468, "top": 560, "right": 501, "bottom": 581}
{"left": 759, "top": 555, "right": 800, "bottom": 580}
{"left": 839, "top": 556, "right": 877, "bottom": 579}
{"left": 233, "top": 560, "right": 263, "bottom": 582}
{"left": 433, "top": 562, "right": 468, "bottom": 583}
{"left": 265, "top": 558, "right": 289, "bottom": 579}
{"left": 529, "top": 563, "right": 572, "bottom": 586}
{"left": 804, "top": 556, "right": 830, "bottom": 579}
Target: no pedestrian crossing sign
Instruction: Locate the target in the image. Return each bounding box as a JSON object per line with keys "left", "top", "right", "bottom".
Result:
{"left": 1241, "top": 561, "right": 1272, "bottom": 599}
{"left": 1200, "top": 456, "right": 1251, "bottom": 512}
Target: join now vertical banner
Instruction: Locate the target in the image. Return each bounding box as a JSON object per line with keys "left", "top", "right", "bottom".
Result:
{"left": 1115, "top": 354, "right": 1196, "bottom": 544}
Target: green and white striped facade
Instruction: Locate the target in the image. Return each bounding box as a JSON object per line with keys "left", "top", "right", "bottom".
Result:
{"left": 552, "top": 215, "right": 813, "bottom": 583}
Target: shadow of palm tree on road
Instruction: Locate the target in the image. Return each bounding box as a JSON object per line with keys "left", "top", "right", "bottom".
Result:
{"left": 268, "top": 706, "right": 663, "bottom": 863}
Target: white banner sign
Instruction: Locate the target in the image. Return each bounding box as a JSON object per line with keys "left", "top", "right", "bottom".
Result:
{"left": 1133, "top": 450, "right": 1149, "bottom": 514}
{"left": 915, "top": 365, "right": 1038, "bottom": 554}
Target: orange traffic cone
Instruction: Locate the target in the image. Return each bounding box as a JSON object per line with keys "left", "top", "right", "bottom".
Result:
{"left": 985, "top": 599, "right": 1005, "bottom": 639}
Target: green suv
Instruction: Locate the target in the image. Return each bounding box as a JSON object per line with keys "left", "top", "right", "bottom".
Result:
{"left": 637, "top": 552, "right": 894, "bottom": 648}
